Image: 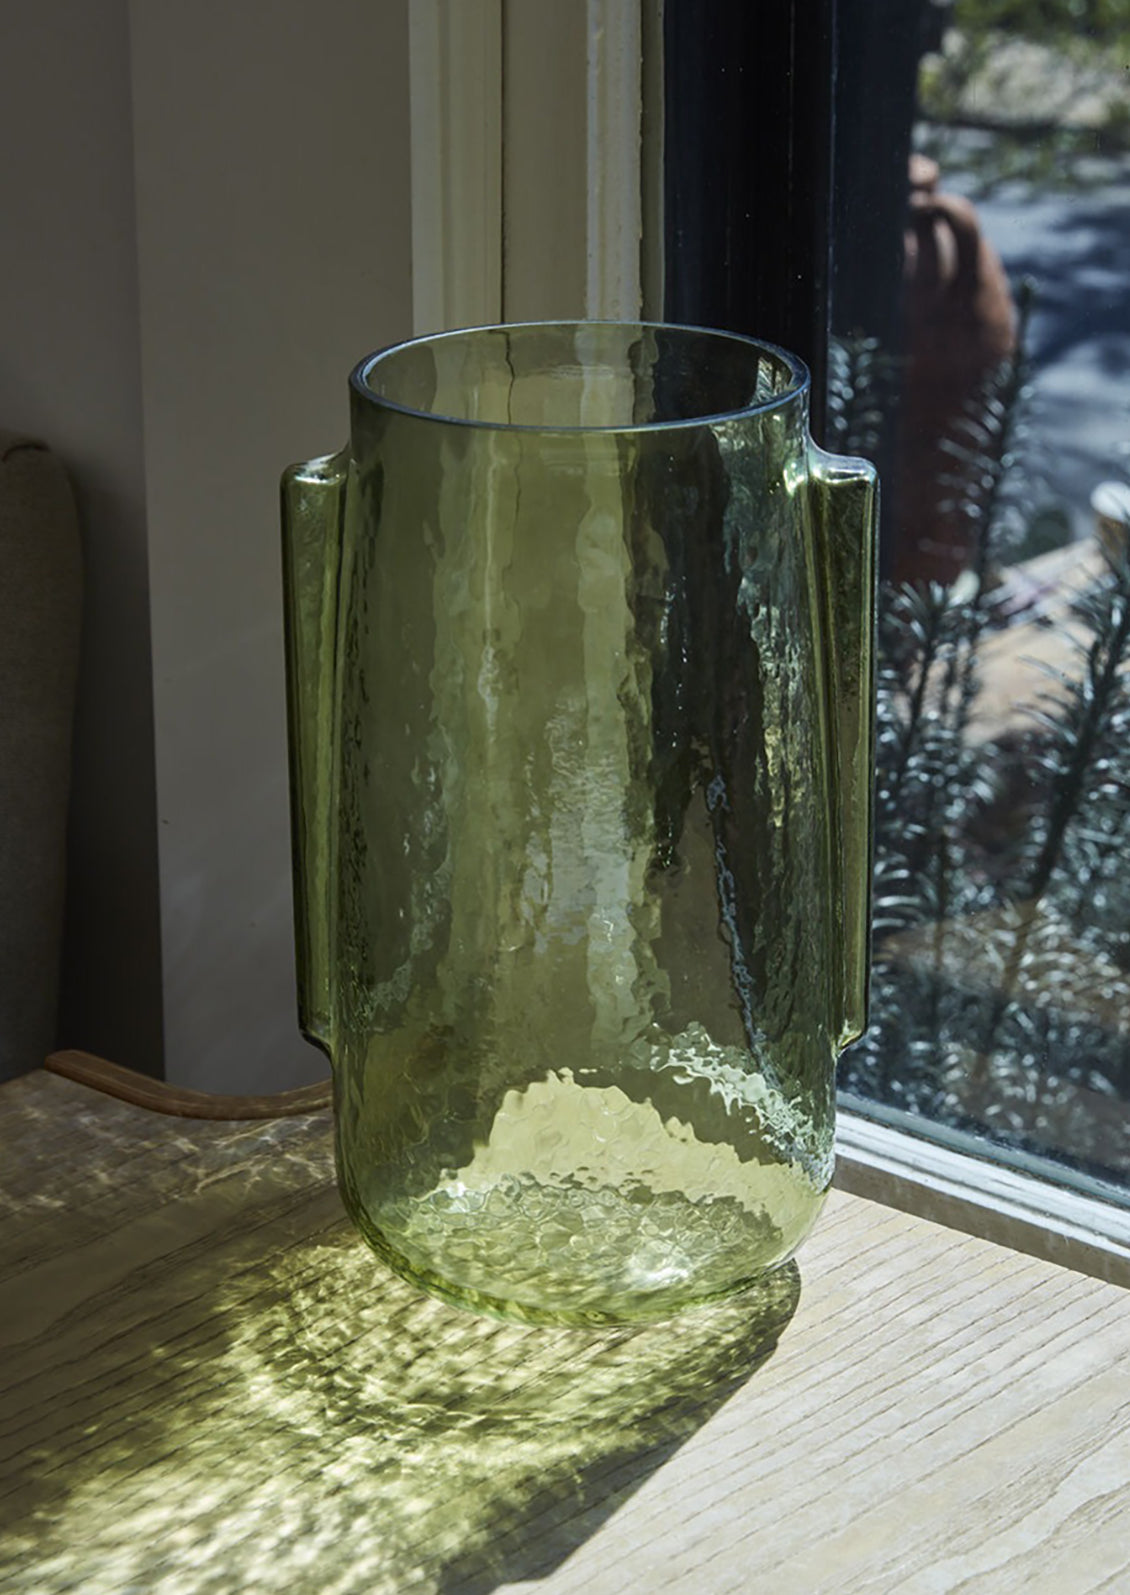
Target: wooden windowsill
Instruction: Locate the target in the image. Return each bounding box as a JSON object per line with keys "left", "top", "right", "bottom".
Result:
{"left": 3, "top": 1061, "right": 1128, "bottom": 1593}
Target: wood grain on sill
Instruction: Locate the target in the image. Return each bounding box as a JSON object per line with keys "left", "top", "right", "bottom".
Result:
{"left": 2, "top": 1066, "right": 1128, "bottom": 1594}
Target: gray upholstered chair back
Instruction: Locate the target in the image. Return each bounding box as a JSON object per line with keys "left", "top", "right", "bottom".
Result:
{"left": 0, "top": 434, "right": 82, "bottom": 1081}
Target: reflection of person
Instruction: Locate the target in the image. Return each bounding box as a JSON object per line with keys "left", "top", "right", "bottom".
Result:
{"left": 896, "top": 154, "right": 1017, "bottom": 586}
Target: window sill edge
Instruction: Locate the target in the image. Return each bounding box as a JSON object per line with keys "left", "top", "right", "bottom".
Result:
{"left": 835, "top": 1106, "right": 1130, "bottom": 1289}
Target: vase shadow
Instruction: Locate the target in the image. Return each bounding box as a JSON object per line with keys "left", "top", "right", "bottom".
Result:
{"left": 2, "top": 1100, "right": 799, "bottom": 1595}
{"left": 258, "top": 1227, "right": 800, "bottom": 1592}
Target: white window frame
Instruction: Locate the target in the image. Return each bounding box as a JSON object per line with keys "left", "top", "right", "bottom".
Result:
{"left": 409, "top": 0, "right": 659, "bottom": 331}
{"left": 837, "top": 1105, "right": 1130, "bottom": 1286}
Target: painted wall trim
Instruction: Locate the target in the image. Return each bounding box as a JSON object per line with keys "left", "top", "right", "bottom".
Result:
{"left": 409, "top": 0, "right": 654, "bottom": 328}
{"left": 409, "top": 0, "right": 503, "bottom": 334}
{"left": 585, "top": 0, "right": 644, "bottom": 320}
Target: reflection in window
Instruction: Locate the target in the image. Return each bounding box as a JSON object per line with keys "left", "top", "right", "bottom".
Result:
{"left": 831, "top": 0, "right": 1130, "bottom": 1194}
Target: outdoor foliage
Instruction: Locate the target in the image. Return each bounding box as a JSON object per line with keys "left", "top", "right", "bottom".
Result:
{"left": 828, "top": 317, "right": 1130, "bottom": 1186}
{"left": 918, "top": 0, "right": 1130, "bottom": 179}
{"left": 952, "top": 0, "right": 1130, "bottom": 50}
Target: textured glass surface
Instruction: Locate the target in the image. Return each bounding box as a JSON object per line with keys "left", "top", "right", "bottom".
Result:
{"left": 282, "top": 323, "right": 877, "bottom": 1324}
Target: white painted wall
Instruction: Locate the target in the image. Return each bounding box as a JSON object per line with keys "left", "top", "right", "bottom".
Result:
{"left": 1, "top": 0, "right": 646, "bottom": 1093}
{"left": 1, "top": 0, "right": 414, "bottom": 1090}
{"left": 130, "top": 0, "right": 414, "bottom": 1090}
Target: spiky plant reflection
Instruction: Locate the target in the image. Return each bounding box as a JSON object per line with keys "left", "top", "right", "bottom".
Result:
{"left": 829, "top": 305, "right": 1130, "bottom": 1184}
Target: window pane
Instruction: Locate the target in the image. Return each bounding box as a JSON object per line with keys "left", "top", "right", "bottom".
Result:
{"left": 831, "top": 0, "right": 1130, "bottom": 1197}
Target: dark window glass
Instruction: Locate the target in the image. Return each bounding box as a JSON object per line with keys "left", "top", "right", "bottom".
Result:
{"left": 663, "top": 0, "right": 1130, "bottom": 1200}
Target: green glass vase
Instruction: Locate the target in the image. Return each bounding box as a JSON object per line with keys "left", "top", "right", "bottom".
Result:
{"left": 282, "top": 322, "right": 877, "bottom": 1326}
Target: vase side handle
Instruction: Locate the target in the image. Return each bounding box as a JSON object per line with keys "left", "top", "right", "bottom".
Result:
{"left": 809, "top": 445, "right": 879, "bottom": 1050}
{"left": 281, "top": 446, "right": 351, "bottom": 1056}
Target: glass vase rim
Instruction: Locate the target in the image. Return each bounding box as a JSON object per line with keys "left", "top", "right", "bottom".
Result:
{"left": 349, "top": 319, "right": 811, "bottom": 435}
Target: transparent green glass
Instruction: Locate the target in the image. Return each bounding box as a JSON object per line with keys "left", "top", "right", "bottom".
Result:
{"left": 282, "top": 322, "right": 877, "bottom": 1326}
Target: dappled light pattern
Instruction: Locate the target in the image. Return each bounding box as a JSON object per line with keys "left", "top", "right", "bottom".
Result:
{"left": 1, "top": 1073, "right": 798, "bottom": 1594}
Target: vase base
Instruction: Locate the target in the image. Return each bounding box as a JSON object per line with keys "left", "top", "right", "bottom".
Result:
{"left": 342, "top": 1171, "right": 825, "bottom": 1328}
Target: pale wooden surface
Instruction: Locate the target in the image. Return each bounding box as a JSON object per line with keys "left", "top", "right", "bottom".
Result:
{"left": 2, "top": 1068, "right": 1128, "bottom": 1594}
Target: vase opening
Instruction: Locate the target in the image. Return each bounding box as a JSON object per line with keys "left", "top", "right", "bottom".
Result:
{"left": 353, "top": 321, "right": 808, "bottom": 433}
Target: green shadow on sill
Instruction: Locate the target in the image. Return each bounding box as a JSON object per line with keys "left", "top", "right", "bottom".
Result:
{"left": 0, "top": 1099, "right": 800, "bottom": 1595}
